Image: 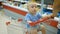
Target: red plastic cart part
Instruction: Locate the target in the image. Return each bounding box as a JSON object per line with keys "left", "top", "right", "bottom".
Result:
{"left": 6, "top": 21, "right": 10, "bottom": 26}
{"left": 29, "top": 17, "right": 49, "bottom": 26}
{"left": 18, "top": 18, "right": 23, "bottom": 22}
{"left": 45, "top": 19, "right": 58, "bottom": 28}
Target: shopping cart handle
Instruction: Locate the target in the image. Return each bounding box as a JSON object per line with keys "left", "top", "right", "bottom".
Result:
{"left": 29, "top": 17, "right": 49, "bottom": 26}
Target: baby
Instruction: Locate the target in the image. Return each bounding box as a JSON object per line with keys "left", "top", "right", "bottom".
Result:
{"left": 25, "top": 2, "right": 46, "bottom": 34}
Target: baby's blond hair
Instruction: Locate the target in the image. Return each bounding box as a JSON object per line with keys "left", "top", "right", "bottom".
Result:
{"left": 27, "top": 2, "right": 37, "bottom": 9}
{"left": 27, "top": 2, "right": 40, "bottom": 11}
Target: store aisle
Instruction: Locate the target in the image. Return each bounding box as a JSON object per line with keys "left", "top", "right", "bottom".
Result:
{"left": 0, "top": 9, "right": 58, "bottom": 34}
{"left": 0, "top": 10, "right": 25, "bottom": 34}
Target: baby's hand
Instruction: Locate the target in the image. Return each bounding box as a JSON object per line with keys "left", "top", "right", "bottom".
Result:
{"left": 27, "top": 21, "right": 32, "bottom": 24}
{"left": 27, "top": 21, "right": 36, "bottom": 26}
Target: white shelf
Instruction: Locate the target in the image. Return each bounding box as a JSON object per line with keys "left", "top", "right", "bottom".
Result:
{"left": 2, "top": 3, "right": 28, "bottom": 12}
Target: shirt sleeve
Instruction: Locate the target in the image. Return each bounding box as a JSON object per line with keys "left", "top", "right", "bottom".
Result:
{"left": 25, "top": 14, "right": 31, "bottom": 21}
{"left": 37, "top": 13, "right": 42, "bottom": 19}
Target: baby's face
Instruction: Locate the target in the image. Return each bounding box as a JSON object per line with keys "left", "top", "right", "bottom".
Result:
{"left": 28, "top": 3, "right": 37, "bottom": 14}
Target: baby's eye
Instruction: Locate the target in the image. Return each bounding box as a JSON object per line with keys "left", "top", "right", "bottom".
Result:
{"left": 35, "top": 6, "right": 37, "bottom": 8}
{"left": 31, "top": 6, "right": 37, "bottom": 8}
{"left": 31, "top": 6, "right": 34, "bottom": 8}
